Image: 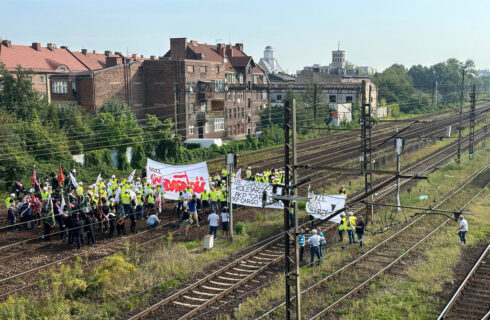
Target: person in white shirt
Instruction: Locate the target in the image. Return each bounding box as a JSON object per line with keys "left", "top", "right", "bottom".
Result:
{"left": 208, "top": 211, "right": 220, "bottom": 239}
{"left": 307, "top": 229, "right": 325, "bottom": 266}
{"left": 457, "top": 215, "right": 468, "bottom": 245}
{"left": 220, "top": 207, "right": 229, "bottom": 238}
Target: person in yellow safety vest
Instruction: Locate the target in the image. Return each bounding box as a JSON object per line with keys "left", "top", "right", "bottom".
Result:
{"left": 220, "top": 180, "right": 226, "bottom": 188}
{"left": 135, "top": 191, "right": 144, "bottom": 219}
{"left": 5, "top": 193, "right": 15, "bottom": 207}
{"left": 219, "top": 187, "right": 227, "bottom": 209}
{"left": 221, "top": 168, "right": 228, "bottom": 178}
{"left": 346, "top": 211, "right": 356, "bottom": 245}
{"left": 338, "top": 212, "right": 347, "bottom": 242}
{"left": 201, "top": 189, "right": 209, "bottom": 211}
{"left": 146, "top": 192, "right": 155, "bottom": 213}
{"left": 210, "top": 188, "right": 219, "bottom": 212}
{"left": 262, "top": 174, "right": 269, "bottom": 183}
{"left": 214, "top": 174, "right": 220, "bottom": 182}
{"left": 339, "top": 185, "right": 347, "bottom": 196}
{"left": 254, "top": 173, "right": 261, "bottom": 182}
{"left": 41, "top": 187, "right": 49, "bottom": 202}
{"left": 246, "top": 167, "right": 252, "bottom": 180}
{"left": 76, "top": 183, "right": 84, "bottom": 196}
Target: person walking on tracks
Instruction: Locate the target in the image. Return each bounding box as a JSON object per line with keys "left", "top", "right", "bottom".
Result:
{"left": 457, "top": 215, "right": 468, "bottom": 245}
{"left": 298, "top": 228, "right": 305, "bottom": 262}
{"left": 338, "top": 212, "right": 346, "bottom": 242}
{"left": 208, "top": 210, "right": 220, "bottom": 239}
{"left": 307, "top": 229, "right": 325, "bottom": 266}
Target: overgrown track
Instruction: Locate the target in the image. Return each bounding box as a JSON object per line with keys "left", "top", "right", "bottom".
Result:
{"left": 257, "top": 164, "right": 489, "bottom": 320}
{"left": 125, "top": 124, "right": 488, "bottom": 320}
{"left": 438, "top": 243, "right": 490, "bottom": 320}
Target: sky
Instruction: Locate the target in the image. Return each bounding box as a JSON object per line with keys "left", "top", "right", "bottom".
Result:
{"left": 2, "top": 0, "right": 489, "bottom": 73}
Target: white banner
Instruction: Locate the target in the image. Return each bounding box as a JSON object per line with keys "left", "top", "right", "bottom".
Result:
{"left": 231, "top": 178, "right": 283, "bottom": 209}
{"left": 146, "top": 158, "right": 210, "bottom": 200}
{"left": 306, "top": 193, "right": 346, "bottom": 222}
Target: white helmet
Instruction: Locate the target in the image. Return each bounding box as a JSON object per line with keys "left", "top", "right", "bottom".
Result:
{"left": 348, "top": 211, "right": 353, "bottom": 216}
{"left": 72, "top": 169, "right": 77, "bottom": 173}
{"left": 112, "top": 175, "right": 116, "bottom": 179}
{"left": 340, "top": 213, "right": 345, "bottom": 217}
{"left": 43, "top": 187, "right": 48, "bottom": 191}
{"left": 10, "top": 193, "right": 15, "bottom": 197}
{"left": 79, "top": 182, "right": 83, "bottom": 186}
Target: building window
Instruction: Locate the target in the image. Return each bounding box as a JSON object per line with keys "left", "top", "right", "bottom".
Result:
{"left": 52, "top": 81, "right": 68, "bottom": 94}
{"left": 200, "top": 101, "right": 206, "bottom": 112}
{"left": 213, "top": 79, "right": 224, "bottom": 92}
{"left": 39, "top": 75, "right": 45, "bottom": 84}
{"left": 189, "top": 103, "right": 195, "bottom": 113}
{"left": 216, "top": 66, "right": 220, "bottom": 74}
{"left": 238, "top": 74, "right": 243, "bottom": 84}
{"left": 214, "top": 117, "right": 224, "bottom": 131}
{"left": 346, "top": 96, "right": 353, "bottom": 103}
{"left": 71, "top": 81, "right": 77, "bottom": 93}
{"left": 200, "top": 66, "right": 207, "bottom": 73}
{"left": 248, "top": 98, "right": 251, "bottom": 108}
{"left": 28, "top": 75, "right": 34, "bottom": 83}
{"left": 187, "top": 65, "right": 194, "bottom": 73}
{"left": 189, "top": 125, "right": 195, "bottom": 135}
{"left": 253, "top": 75, "right": 258, "bottom": 84}
{"left": 205, "top": 122, "right": 210, "bottom": 133}
{"left": 329, "top": 95, "right": 336, "bottom": 103}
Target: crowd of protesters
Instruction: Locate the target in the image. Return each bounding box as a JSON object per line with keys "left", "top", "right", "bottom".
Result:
{"left": 3, "top": 165, "right": 288, "bottom": 249}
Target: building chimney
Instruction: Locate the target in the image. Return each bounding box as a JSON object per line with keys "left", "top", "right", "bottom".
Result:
{"left": 190, "top": 40, "right": 198, "bottom": 45}
{"left": 47, "top": 43, "right": 57, "bottom": 50}
{"left": 115, "top": 51, "right": 122, "bottom": 56}
{"left": 106, "top": 56, "right": 122, "bottom": 67}
{"left": 104, "top": 50, "right": 112, "bottom": 57}
{"left": 2, "top": 40, "right": 12, "bottom": 47}
{"left": 235, "top": 43, "right": 243, "bottom": 51}
{"left": 225, "top": 44, "right": 233, "bottom": 57}
{"left": 60, "top": 45, "right": 68, "bottom": 49}
{"left": 150, "top": 55, "right": 156, "bottom": 60}
{"left": 31, "top": 42, "right": 41, "bottom": 51}
{"left": 131, "top": 54, "right": 137, "bottom": 59}
{"left": 217, "top": 43, "right": 225, "bottom": 57}
{"left": 81, "top": 49, "right": 88, "bottom": 55}
{"left": 92, "top": 50, "right": 96, "bottom": 54}
{"left": 170, "top": 38, "right": 187, "bottom": 59}
{"left": 140, "top": 54, "right": 144, "bottom": 58}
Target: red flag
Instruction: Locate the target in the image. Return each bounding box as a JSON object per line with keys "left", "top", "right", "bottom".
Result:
{"left": 31, "top": 169, "right": 39, "bottom": 187}
{"left": 58, "top": 164, "right": 65, "bottom": 186}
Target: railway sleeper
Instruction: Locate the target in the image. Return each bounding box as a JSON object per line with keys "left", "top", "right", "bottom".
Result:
{"left": 201, "top": 285, "right": 225, "bottom": 291}
{"left": 173, "top": 301, "right": 200, "bottom": 308}
{"left": 192, "top": 290, "right": 217, "bottom": 297}
{"left": 182, "top": 295, "right": 209, "bottom": 302}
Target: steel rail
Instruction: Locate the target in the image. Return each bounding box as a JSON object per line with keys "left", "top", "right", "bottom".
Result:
{"left": 437, "top": 243, "right": 490, "bottom": 320}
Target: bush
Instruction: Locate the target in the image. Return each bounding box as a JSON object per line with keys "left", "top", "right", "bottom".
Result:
{"left": 234, "top": 221, "right": 246, "bottom": 235}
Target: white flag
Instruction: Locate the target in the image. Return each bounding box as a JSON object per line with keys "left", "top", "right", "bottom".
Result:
{"left": 60, "top": 194, "right": 66, "bottom": 216}
{"left": 70, "top": 173, "right": 79, "bottom": 188}
{"left": 127, "top": 169, "right": 136, "bottom": 182}
{"left": 236, "top": 168, "right": 242, "bottom": 180}
{"left": 95, "top": 173, "right": 102, "bottom": 184}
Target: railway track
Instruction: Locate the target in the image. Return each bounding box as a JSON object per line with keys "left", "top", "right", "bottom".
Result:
{"left": 0, "top": 108, "right": 486, "bottom": 307}
{"left": 256, "top": 163, "right": 489, "bottom": 320}
{"left": 124, "top": 121, "right": 488, "bottom": 319}
{"left": 438, "top": 243, "right": 490, "bottom": 320}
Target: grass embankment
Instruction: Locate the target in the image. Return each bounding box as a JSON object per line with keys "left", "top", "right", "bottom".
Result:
{"left": 234, "top": 148, "right": 489, "bottom": 319}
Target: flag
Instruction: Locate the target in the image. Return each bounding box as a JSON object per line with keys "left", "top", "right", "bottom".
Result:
{"left": 127, "top": 169, "right": 136, "bottom": 182}
{"left": 70, "top": 173, "right": 79, "bottom": 188}
{"left": 44, "top": 200, "right": 56, "bottom": 227}
{"left": 236, "top": 168, "right": 242, "bottom": 180}
{"left": 95, "top": 173, "right": 102, "bottom": 184}
{"left": 60, "top": 194, "right": 66, "bottom": 216}
{"left": 58, "top": 164, "right": 65, "bottom": 186}
{"left": 31, "top": 168, "right": 39, "bottom": 187}
{"left": 158, "top": 192, "right": 162, "bottom": 213}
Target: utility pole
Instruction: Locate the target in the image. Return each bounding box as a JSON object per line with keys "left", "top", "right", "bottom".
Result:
{"left": 395, "top": 138, "right": 404, "bottom": 211}
{"left": 226, "top": 153, "right": 236, "bottom": 240}
{"left": 361, "top": 80, "right": 373, "bottom": 222}
{"left": 469, "top": 85, "right": 476, "bottom": 159}
{"left": 457, "top": 68, "right": 465, "bottom": 164}
{"left": 283, "top": 98, "right": 301, "bottom": 320}
{"left": 432, "top": 80, "right": 438, "bottom": 112}
{"left": 174, "top": 83, "right": 180, "bottom": 162}
{"left": 313, "top": 84, "right": 318, "bottom": 120}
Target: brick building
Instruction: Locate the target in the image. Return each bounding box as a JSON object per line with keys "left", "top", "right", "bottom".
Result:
{"left": 144, "top": 38, "right": 268, "bottom": 140}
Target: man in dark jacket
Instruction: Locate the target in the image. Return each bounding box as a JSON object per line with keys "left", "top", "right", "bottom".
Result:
{"left": 72, "top": 214, "right": 84, "bottom": 249}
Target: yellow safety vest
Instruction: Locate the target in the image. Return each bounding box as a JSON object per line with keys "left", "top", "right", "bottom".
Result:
{"left": 210, "top": 191, "right": 219, "bottom": 201}
{"left": 347, "top": 216, "right": 356, "bottom": 230}
{"left": 147, "top": 195, "right": 155, "bottom": 204}
{"left": 246, "top": 170, "right": 252, "bottom": 179}
{"left": 201, "top": 191, "right": 209, "bottom": 201}
{"left": 5, "top": 197, "right": 12, "bottom": 207}
{"left": 219, "top": 190, "right": 226, "bottom": 202}
{"left": 76, "top": 186, "right": 83, "bottom": 196}
{"left": 41, "top": 192, "right": 49, "bottom": 201}
{"left": 121, "top": 193, "right": 131, "bottom": 205}
{"left": 137, "top": 195, "right": 144, "bottom": 206}
{"left": 221, "top": 169, "right": 228, "bottom": 177}
{"left": 338, "top": 217, "right": 346, "bottom": 231}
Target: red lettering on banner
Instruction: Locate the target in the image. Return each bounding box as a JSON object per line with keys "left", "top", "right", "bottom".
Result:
{"left": 152, "top": 172, "right": 207, "bottom": 193}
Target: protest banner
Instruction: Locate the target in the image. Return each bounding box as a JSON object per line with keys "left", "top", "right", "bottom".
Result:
{"left": 306, "top": 193, "right": 346, "bottom": 222}
{"left": 146, "top": 158, "right": 210, "bottom": 200}
{"left": 231, "top": 178, "right": 283, "bottom": 209}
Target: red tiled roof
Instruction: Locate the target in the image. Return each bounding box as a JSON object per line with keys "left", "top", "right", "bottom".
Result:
{"left": 0, "top": 43, "right": 88, "bottom": 73}
{"left": 70, "top": 50, "right": 109, "bottom": 70}
{"left": 188, "top": 43, "right": 224, "bottom": 61}
{"left": 228, "top": 56, "right": 251, "bottom": 68}
{"left": 252, "top": 66, "right": 265, "bottom": 74}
